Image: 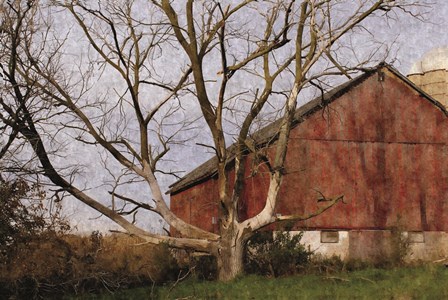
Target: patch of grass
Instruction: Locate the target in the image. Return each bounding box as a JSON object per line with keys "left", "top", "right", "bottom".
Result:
{"left": 100, "top": 264, "right": 448, "bottom": 299}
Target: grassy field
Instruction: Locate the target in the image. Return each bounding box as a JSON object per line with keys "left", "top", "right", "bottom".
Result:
{"left": 75, "top": 264, "right": 448, "bottom": 299}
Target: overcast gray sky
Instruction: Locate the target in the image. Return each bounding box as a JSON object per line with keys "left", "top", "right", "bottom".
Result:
{"left": 388, "top": 1, "right": 448, "bottom": 73}
{"left": 48, "top": 1, "right": 448, "bottom": 233}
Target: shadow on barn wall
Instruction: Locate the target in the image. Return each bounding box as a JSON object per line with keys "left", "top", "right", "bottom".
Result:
{"left": 169, "top": 55, "right": 448, "bottom": 263}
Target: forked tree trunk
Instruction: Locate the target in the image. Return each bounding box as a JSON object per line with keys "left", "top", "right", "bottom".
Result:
{"left": 216, "top": 228, "right": 246, "bottom": 281}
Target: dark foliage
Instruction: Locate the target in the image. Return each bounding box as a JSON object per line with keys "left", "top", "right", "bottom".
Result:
{"left": 0, "top": 176, "right": 46, "bottom": 263}
{"left": 191, "top": 255, "right": 218, "bottom": 280}
{"left": 244, "top": 231, "right": 313, "bottom": 277}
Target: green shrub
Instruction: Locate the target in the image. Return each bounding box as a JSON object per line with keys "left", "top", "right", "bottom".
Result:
{"left": 244, "top": 231, "right": 313, "bottom": 277}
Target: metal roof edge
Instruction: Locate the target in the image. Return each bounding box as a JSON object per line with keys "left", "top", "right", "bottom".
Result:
{"left": 168, "top": 63, "right": 446, "bottom": 195}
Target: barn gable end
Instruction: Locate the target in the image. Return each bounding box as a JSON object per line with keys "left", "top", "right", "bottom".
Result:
{"left": 169, "top": 65, "right": 448, "bottom": 262}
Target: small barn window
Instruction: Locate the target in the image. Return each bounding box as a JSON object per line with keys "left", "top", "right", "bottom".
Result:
{"left": 408, "top": 231, "right": 425, "bottom": 243}
{"left": 321, "top": 231, "right": 339, "bottom": 243}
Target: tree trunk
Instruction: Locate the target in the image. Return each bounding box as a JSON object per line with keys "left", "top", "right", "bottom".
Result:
{"left": 217, "top": 228, "right": 246, "bottom": 281}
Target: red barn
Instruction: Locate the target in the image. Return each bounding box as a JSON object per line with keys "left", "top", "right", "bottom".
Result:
{"left": 169, "top": 64, "right": 448, "bottom": 262}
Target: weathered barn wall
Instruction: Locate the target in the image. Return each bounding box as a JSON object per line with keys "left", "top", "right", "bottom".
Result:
{"left": 240, "top": 68, "right": 448, "bottom": 231}
{"left": 170, "top": 179, "right": 220, "bottom": 234}
{"left": 170, "top": 66, "right": 448, "bottom": 261}
{"left": 348, "top": 230, "right": 398, "bottom": 263}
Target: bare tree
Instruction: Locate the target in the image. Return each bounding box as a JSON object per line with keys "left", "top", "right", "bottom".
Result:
{"left": 0, "top": 0, "right": 428, "bottom": 280}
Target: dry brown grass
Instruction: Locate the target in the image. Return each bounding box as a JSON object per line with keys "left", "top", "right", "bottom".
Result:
{"left": 0, "top": 231, "right": 180, "bottom": 298}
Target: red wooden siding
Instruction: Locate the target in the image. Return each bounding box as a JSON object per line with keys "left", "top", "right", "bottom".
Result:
{"left": 170, "top": 68, "right": 448, "bottom": 234}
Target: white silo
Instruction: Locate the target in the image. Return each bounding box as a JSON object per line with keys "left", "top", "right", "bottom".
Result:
{"left": 407, "top": 47, "right": 448, "bottom": 108}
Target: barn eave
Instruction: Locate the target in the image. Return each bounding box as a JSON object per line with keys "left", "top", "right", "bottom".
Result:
{"left": 167, "top": 63, "right": 447, "bottom": 195}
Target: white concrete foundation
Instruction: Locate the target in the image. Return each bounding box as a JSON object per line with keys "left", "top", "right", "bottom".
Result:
{"left": 287, "top": 230, "right": 448, "bottom": 262}
{"left": 290, "top": 230, "right": 350, "bottom": 260}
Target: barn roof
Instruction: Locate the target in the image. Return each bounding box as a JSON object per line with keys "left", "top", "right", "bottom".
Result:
{"left": 168, "top": 64, "right": 447, "bottom": 195}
